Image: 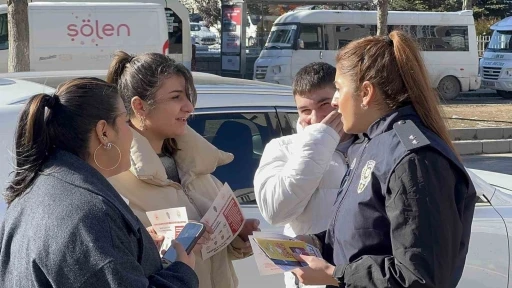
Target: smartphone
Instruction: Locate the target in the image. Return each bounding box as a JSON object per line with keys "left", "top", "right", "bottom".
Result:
{"left": 162, "top": 222, "right": 206, "bottom": 264}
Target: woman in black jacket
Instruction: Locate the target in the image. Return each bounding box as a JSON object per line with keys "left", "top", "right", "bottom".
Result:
{"left": 0, "top": 78, "right": 198, "bottom": 288}
{"left": 292, "top": 31, "right": 477, "bottom": 288}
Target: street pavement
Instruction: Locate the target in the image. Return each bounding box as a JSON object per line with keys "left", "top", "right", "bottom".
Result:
{"left": 463, "top": 153, "right": 512, "bottom": 175}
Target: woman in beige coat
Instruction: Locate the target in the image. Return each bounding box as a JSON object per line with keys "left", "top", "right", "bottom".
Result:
{"left": 106, "top": 51, "right": 259, "bottom": 288}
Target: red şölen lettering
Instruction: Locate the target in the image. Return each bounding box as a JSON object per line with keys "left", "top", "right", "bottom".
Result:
{"left": 67, "top": 20, "right": 131, "bottom": 39}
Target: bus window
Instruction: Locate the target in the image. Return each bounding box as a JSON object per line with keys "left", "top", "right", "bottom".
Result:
{"left": 392, "top": 25, "right": 470, "bottom": 52}
{"left": 299, "top": 24, "right": 323, "bottom": 50}
{"left": 165, "top": 8, "right": 183, "bottom": 54}
{"left": 324, "top": 24, "right": 372, "bottom": 50}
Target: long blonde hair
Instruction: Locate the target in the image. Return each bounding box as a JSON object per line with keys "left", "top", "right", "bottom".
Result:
{"left": 336, "top": 30, "right": 456, "bottom": 155}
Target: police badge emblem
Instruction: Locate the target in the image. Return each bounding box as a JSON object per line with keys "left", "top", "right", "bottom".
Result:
{"left": 357, "top": 160, "right": 376, "bottom": 193}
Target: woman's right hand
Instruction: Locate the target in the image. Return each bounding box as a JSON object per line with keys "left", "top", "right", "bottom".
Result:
{"left": 172, "top": 240, "right": 195, "bottom": 269}
{"left": 191, "top": 222, "right": 214, "bottom": 253}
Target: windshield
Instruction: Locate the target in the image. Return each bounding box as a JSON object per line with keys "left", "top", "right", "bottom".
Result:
{"left": 265, "top": 25, "right": 297, "bottom": 49}
{"left": 249, "top": 15, "right": 261, "bottom": 26}
{"left": 191, "top": 24, "right": 201, "bottom": 32}
{"left": 487, "top": 30, "right": 512, "bottom": 52}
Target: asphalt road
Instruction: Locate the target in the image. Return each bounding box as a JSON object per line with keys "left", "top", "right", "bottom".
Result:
{"left": 463, "top": 153, "right": 512, "bottom": 175}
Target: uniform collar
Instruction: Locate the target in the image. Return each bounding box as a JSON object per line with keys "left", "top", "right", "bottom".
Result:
{"left": 365, "top": 105, "right": 420, "bottom": 139}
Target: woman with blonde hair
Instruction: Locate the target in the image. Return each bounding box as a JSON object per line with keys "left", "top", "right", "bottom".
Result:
{"left": 106, "top": 51, "right": 259, "bottom": 288}
{"left": 292, "top": 31, "right": 477, "bottom": 288}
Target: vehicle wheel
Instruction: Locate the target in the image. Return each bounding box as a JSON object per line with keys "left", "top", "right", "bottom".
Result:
{"left": 497, "top": 90, "right": 512, "bottom": 99}
{"left": 437, "top": 76, "right": 461, "bottom": 100}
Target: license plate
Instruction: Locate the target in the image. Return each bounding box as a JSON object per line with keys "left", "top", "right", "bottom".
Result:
{"left": 483, "top": 61, "right": 505, "bottom": 67}
{"left": 482, "top": 80, "right": 496, "bottom": 88}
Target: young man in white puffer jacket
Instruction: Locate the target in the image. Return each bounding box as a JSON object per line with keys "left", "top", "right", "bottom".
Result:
{"left": 254, "top": 62, "right": 352, "bottom": 288}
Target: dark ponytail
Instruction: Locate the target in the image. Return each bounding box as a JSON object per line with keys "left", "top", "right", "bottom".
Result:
{"left": 106, "top": 50, "right": 133, "bottom": 86}
{"left": 4, "top": 78, "right": 120, "bottom": 205}
{"left": 5, "top": 94, "right": 57, "bottom": 204}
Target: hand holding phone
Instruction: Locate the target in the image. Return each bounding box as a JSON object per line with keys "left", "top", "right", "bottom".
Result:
{"left": 170, "top": 240, "right": 195, "bottom": 269}
{"left": 162, "top": 222, "right": 206, "bottom": 265}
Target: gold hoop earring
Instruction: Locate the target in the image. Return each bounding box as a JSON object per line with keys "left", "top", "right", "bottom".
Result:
{"left": 94, "top": 142, "right": 121, "bottom": 170}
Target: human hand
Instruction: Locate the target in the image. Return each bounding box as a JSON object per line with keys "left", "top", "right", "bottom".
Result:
{"left": 321, "top": 111, "right": 344, "bottom": 138}
{"left": 191, "top": 222, "right": 214, "bottom": 253}
{"left": 292, "top": 254, "right": 338, "bottom": 286}
{"left": 173, "top": 240, "right": 196, "bottom": 269}
{"left": 238, "top": 218, "right": 261, "bottom": 242}
{"left": 146, "top": 226, "right": 164, "bottom": 250}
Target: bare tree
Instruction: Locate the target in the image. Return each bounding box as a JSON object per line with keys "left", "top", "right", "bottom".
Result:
{"left": 376, "top": 0, "right": 389, "bottom": 36}
{"left": 7, "top": 0, "right": 30, "bottom": 72}
{"left": 195, "top": 0, "right": 221, "bottom": 28}
{"left": 462, "top": 0, "right": 472, "bottom": 10}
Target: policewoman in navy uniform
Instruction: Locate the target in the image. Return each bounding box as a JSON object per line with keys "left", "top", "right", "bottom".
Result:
{"left": 292, "top": 31, "right": 477, "bottom": 288}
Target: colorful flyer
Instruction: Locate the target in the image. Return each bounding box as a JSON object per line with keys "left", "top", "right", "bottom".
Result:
{"left": 200, "top": 183, "right": 245, "bottom": 260}
{"left": 146, "top": 207, "right": 188, "bottom": 252}
{"left": 250, "top": 232, "right": 323, "bottom": 274}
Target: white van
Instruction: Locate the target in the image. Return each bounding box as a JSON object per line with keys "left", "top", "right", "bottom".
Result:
{"left": 0, "top": 1, "right": 192, "bottom": 72}
{"left": 479, "top": 16, "right": 512, "bottom": 99}
{"left": 245, "top": 14, "right": 259, "bottom": 46}
{"left": 254, "top": 10, "right": 480, "bottom": 100}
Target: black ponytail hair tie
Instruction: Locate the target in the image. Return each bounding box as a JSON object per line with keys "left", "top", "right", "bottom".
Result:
{"left": 384, "top": 36, "right": 393, "bottom": 46}
{"left": 43, "top": 94, "right": 59, "bottom": 109}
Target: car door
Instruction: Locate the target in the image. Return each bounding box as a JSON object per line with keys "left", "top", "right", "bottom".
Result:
{"left": 187, "top": 107, "right": 285, "bottom": 287}
{"left": 187, "top": 107, "right": 282, "bottom": 203}
{"left": 457, "top": 174, "right": 509, "bottom": 288}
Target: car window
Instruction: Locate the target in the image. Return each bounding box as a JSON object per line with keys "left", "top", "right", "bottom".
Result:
{"left": 188, "top": 111, "right": 281, "bottom": 205}
{"left": 166, "top": 8, "right": 183, "bottom": 53}
{"left": 276, "top": 112, "right": 298, "bottom": 136}
{"left": 0, "top": 13, "right": 7, "bottom": 51}
{"left": 286, "top": 113, "right": 299, "bottom": 132}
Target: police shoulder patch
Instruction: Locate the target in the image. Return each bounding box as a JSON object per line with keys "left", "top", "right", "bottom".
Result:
{"left": 357, "top": 160, "right": 376, "bottom": 193}
{"left": 393, "top": 120, "right": 430, "bottom": 151}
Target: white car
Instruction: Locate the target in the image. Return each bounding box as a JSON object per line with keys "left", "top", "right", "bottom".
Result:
{"left": 1, "top": 72, "right": 512, "bottom": 288}
{"left": 190, "top": 22, "right": 218, "bottom": 46}
{"left": 0, "top": 77, "right": 54, "bottom": 105}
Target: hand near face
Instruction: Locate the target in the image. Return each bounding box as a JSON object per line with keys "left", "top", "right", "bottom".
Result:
{"left": 321, "top": 111, "right": 344, "bottom": 138}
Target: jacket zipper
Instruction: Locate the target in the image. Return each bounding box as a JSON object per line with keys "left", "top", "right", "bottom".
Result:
{"left": 180, "top": 184, "right": 217, "bottom": 288}
{"left": 181, "top": 186, "right": 204, "bottom": 218}
{"left": 332, "top": 140, "right": 369, "bottom": 228}
{"left": 337, "top": 153, "right": 351, "bottom": 199}
{"left": 167, "top": 179, "right": 204, "bottom": 219}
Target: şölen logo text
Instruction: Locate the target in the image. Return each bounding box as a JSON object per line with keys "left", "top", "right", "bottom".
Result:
{"left": 67, "top": 13, "right": 131, "bottom": 46}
